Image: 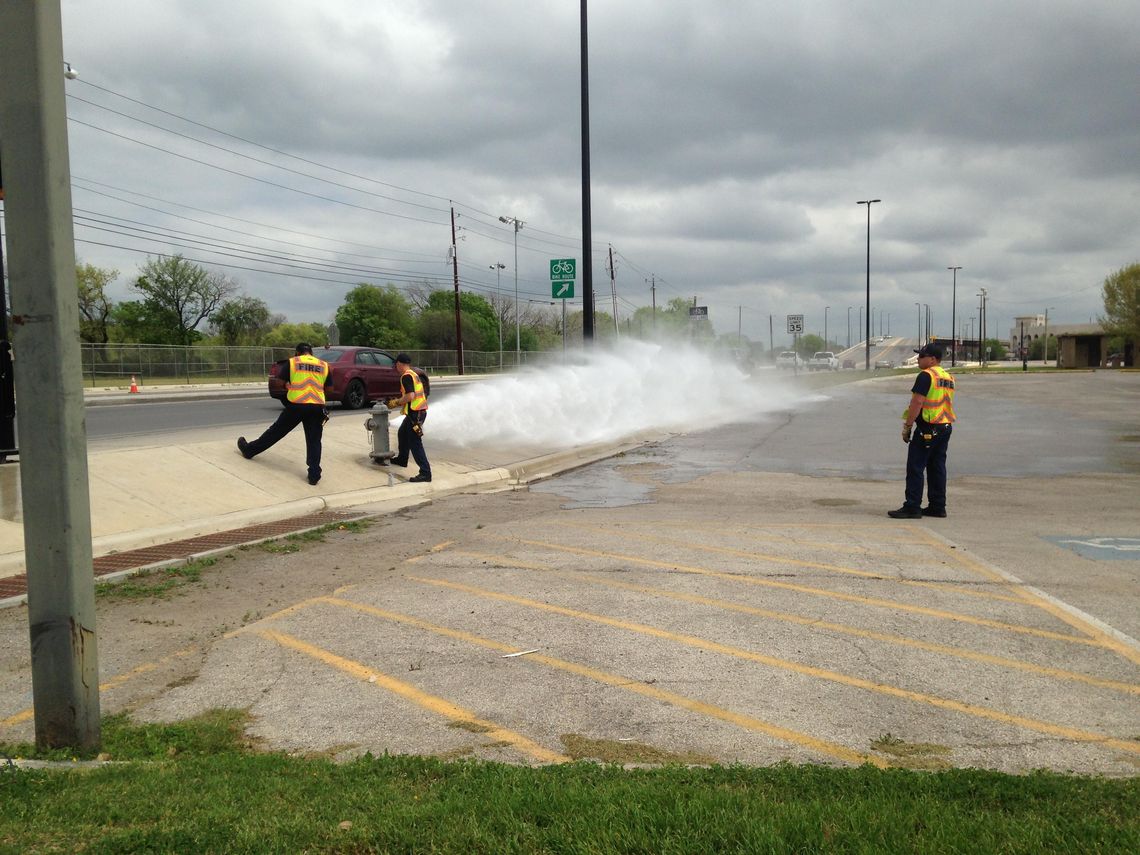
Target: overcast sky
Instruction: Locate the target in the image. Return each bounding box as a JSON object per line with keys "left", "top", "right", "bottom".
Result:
{"left": 44, "top": 0, "right": 1140, "bottom": 346}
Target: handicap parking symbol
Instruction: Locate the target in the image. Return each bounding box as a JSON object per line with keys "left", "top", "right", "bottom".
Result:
{"left": 1045, "top": 536, "right": 1140, "bottom": 561}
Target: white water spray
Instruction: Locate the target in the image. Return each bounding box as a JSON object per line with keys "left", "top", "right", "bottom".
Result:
{"left": 426, "top": 339, "right": 816, "bottom": 450}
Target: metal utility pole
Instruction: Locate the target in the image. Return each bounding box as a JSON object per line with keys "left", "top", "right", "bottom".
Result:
{"left": 489, "top": 263, "right": 505, "bottom": 371}
{"left": 846, "top": 306, "right": 852, "bottom": 349}
{"left": 824, "top": 306, "right": 829, "bottom": 349}
{"left": 449, "top": 205, "right": 463, "bottom": 375}
{"left": 498, "top": 215, "right": 523, "bottom": 366}
{"left": 857, "top": 199, "right": 880, "bottom": 369}
{"left": 768, "top": 314, "right": 774, "bottom": 353}
{"left": 607, "top": 245, "right": 619, "bottom": 336}
{"left": 0, "top": 0, "right": 100, "bottom": 749}
{"left": 579, "top": 0, "right": 594, "bottom": 343}
{"left": 948, "top": 266, "right": 961, "bottom": 367}
{"left": 915, "top": 302, "right": 921, "bottom": 346}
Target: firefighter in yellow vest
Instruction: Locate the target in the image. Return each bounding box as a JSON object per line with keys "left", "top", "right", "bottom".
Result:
{"left": 889, "top": 342, "right": 956, "bottom": 519}
{"left": 386, "top": 353, "right": 431, "bottom": 483}
{"left": 237, "top": 343, "right": 331, "bottom": 485}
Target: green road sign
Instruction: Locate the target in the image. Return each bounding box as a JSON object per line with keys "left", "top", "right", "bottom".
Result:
{"left": 552, "top": 280, "right": 575, "bottom": 299}
{"left": 549, "top": 258, "right": 576, "bottom": 281}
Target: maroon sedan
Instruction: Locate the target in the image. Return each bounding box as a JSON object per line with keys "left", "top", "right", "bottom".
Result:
{"left": 268, "top": 346, "right": 428, "bottom": 410}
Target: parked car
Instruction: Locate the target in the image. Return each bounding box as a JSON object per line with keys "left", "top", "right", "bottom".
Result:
{"left": 268, "top": 346, "right": 429, "bottom": 410}
{"left": 775, "top": 351, "right": 804, "bottom": 369}
{"left": 807, "top": 351, "right": 840, "bottom": 371}
{"left": 873, "top": 358, "right": 895, "bottom": 370}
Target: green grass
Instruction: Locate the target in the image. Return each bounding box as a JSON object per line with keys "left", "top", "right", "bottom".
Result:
{"left": 1, "top": 711, "right": 1136, "bottom": 854}
{"left": 94, "top": 557, "right": 216, "bottom": 600}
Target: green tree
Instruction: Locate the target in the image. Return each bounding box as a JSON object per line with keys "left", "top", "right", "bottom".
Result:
{"left": 1099, "top": 263, "right": 1140, "bottom": 347}
{"left": 418, "top": 290, "right": 499, "bottom": 351}
{"left": 261, "top": 322, "right": 329, "bottom": 350}
{"left": 109, "top": 300, "right": 181, "bottom": 344}
{"left": 334, "top": 283, "right": 418, "bottom": 349}
{"left": 132, "top": 255, "right": 236, "bottom": 345}
{"left": 796, "top": 334, "right": 824, "bottom": 358}
{"left": 210, "top": 296, "right": 276, "bottom": 346}
{"left": 76, "top": 262, "right": 118, "bottom": 344}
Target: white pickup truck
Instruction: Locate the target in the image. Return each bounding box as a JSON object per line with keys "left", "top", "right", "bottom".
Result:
{"left": 807, "top": 351, "right": 839, "bottom": 371}
{"left": 776, "top": 351, "right": 804, "bottom": 369}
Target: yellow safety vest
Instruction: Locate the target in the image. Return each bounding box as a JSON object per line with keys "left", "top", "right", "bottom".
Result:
{"left": 920, "top": 365, "right": 956, "bottom": 424}
{"left": 402, "top": 369, "right": 427, "bottom": 414}
{"left": 286, "top": 354, "right": 329, "bottom": 405}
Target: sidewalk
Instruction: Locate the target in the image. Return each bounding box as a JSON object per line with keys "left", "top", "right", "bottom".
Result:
{"left": 0, "top": 377, "right": 642, "bottom": 594}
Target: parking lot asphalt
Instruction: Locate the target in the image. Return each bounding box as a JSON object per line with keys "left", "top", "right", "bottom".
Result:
{"left": 1, "top": 371, "right": 1137, "bottom": 774}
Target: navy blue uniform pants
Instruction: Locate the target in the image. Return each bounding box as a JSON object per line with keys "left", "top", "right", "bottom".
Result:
{"left": 394, "top": 409, "right": 430, "bottom": 477}
{"left": 904, "top": 423, "right": 951, "bottom": 510}
{"left": 246, "top": 403, "right": 325, "bottom": 481}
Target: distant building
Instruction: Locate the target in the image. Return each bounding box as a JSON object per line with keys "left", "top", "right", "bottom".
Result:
{"left": 1009, "top": 316, "right": 1135, "bottom": 368}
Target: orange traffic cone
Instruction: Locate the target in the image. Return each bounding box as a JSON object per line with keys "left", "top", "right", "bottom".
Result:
{"left": 129, "top": 375, "right": 139, "bottom": 394}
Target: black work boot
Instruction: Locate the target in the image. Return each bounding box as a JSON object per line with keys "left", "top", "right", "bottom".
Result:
{"left": 887, "top": 505, "right": 922, "bottom": 519}
{"left": 921, "top": 506, "right": 947, "bottom": 518}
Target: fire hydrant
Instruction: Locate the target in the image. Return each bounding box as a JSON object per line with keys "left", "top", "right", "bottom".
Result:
{"left": 364, "top": 403, "right": 396, "bottom": 464}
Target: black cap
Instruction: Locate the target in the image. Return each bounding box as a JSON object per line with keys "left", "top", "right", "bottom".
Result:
{"left": 914, "top": 343, "right": 943, "bottom": 359}
{"left": 395, "top": 352, "right": 412, "bottom": 364}
{"left": 295, "top": 342, "right": 313, "bottom": 355}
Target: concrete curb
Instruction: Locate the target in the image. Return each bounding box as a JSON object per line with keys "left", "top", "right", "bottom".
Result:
{"left": 0, "top": 435, "right": 659, "bottom": 583}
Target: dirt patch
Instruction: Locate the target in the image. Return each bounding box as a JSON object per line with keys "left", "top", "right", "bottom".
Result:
{"left": 561, "top": 733, "right": 717, "bottom": 766}
{"left": 870, "top": 733, "right": 952, "bottom": 770}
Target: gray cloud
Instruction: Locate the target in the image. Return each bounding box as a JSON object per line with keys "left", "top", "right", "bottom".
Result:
{"left": 49, "top": 0, "right": 1140, "bottom": 344}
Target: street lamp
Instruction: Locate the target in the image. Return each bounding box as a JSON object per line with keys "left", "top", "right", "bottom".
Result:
{"left": 824, "top": 306, "right": 829, "bottom": 349}
{"left": 857, "top": 199, "right": 880, "bottom": 369}
{"left": 489, "top": 263, "right": 505, "bottom": 371}
{"left": 846, "top": 306, "right": 852, "bottom": 349}
{"left": 915, "top": 302, "right": 921, "bottom": 346}
{"left": 886, "top": 312, "right": 891, "bottom": 337}
{"left": 947, "top": 266, "right": 961, "bottom": 367}
{"left": 498, "top": 215, "right": 523, "bottom": 366}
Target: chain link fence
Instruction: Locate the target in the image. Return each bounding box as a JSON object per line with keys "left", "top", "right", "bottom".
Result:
{"left": 79, "top": 344, "right": 564, "bottom": 386}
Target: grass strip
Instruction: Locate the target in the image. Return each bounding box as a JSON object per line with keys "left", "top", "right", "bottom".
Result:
{"left": 1, "top": 711, "right": 1137, "bottom": 854}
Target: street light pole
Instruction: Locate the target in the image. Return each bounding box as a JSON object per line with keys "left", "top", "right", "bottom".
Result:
{"left": 490, "top": 263, "right": 505, "bottom": 372}
{"left": 824, "top": 306, "right": 829, "bottom": 349}
{"left": 498, "top": 216, "right": 523, "bottom": 367}
{"left": 846, "top": 306, "right": 852, "bottom": 349}
{"left": 857, "top": 199, "right": 880, "bottom": 370}
{"left": 947, "top": 266, "right": 961, "bottom": 367}
{"left": 915, "top": 302, "right": 921, "bottom": 346}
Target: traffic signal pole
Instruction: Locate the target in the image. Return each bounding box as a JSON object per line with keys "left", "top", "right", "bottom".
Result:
{"left": 0, "top": 0, "right": 101, "bottom": 750}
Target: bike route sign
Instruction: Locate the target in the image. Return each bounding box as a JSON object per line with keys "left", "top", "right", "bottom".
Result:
{"left": 550, "top": 258, "right": 576, "bottom": 299}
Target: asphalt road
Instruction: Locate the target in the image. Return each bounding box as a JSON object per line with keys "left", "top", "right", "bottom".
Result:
{"left": 84, "top": 387, "right": 460, "bottom": 447}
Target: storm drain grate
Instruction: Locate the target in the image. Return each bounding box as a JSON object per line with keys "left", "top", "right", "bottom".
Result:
{"left": 0, "top": 509, "right": 365, "bottom": 601}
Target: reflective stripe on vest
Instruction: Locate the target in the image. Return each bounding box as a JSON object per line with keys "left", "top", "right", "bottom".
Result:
{"left": 921, "top": 365, "right": 956, "bottom": 424}
{"left": 402, "top": 369, "right": 427, "bottom": 414}
{"left": 286, "top": 354, "right": 329, "bottom": 405}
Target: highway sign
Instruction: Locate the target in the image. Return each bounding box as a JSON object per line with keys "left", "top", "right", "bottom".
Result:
{"left": 787, "top": 314, "right": 804, "bottom": 334}
{"left": 689, "top": 306, "right": 708, "bottom": 319}
{"left": 549, "top": 258, "right": 576, "bottom": 281}
{"left": 552, "top": 280, "right": 575, "bottom": 299}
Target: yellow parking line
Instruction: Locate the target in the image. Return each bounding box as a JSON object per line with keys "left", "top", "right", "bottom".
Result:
{"left": 255, "top": 628, "right": 568, "bottom": 765}
{"left": 319, "top": 596, "right": 885, "bottom": 768}
{"left": 913, "top": 529, "right": 1140, "bottom": 667}
{"left": 408, "top": 575, "right": 1140, "bottom": 757}
{"left": 1, "top": 645, "right": 199, "bottom": 730}
{"left": 451, "top": 550, "right": 1140, "bottom": 697}
{"left": 497, "top": 536, "right": 1100, "bottom": 648}
{"left": 548, "top": 520, "right": 1027, "bottom": 606}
